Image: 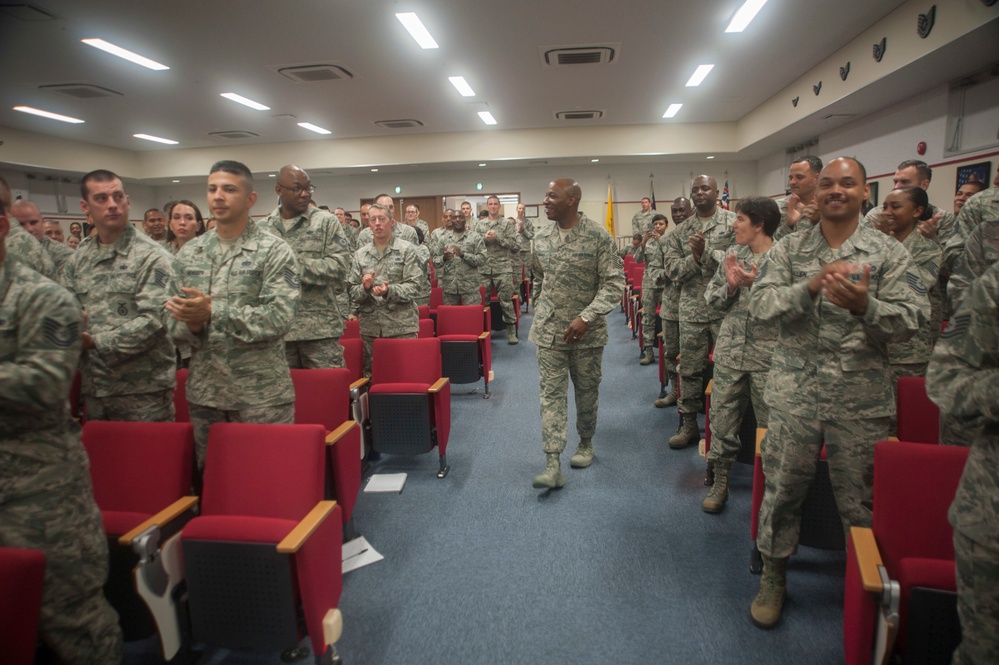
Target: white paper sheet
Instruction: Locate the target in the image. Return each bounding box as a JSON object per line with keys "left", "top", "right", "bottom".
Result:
{"left": 342, "top": 536, "right": 384, "bottom": 574}
{"left": 364, "top": 473, "right": 408, "bottom": 493}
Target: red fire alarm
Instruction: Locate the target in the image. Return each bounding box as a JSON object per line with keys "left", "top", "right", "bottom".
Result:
{"left": 917, "top": 141, "right": 927, "bottom": 155}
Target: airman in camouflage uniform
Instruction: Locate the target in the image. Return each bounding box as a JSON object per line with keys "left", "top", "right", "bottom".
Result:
{"left": 0, "top": 210, "right": 123, "bottom": 665}
{"left": 7, "top": 218, "right": 57, "bottom": 278}
{"left": 662, "top": 176, "right": 736, "bottom": 447}
{"left": 654, "top": 198, "right": 692, "bottom": 407}
{"left": 357, "top": 217, "right": 419, "bottom": 246}
{"left": 944, "top": 185, "right": 999, "bottom": 282}
{"left": 428, "top": 209, "right": 454, "bottom": 258}
{"left": 747, "top": 158, "right": 925, "bottom": 629}
{"left": 258, "top": 165, "right": 351, "bottom": 369}
{"left": 348, "top": 204, "right": 422, "bottom": 376}
{"left": 166, "top": 161, "right": 300, "bottom": 470}
{"left": 701, "top": 197, "right": 780, "bottom": 514}
{"left": 474, "top": 195, "right": 520, "bottom": 344}
{"left": 925, "top": 262, "right": 999, "bottom": 665}
{"left": 529, "top": 179, "right": 625, "bottom": 489}
{"left": 403, "top": 203, "right": 430, "bottom": 240}
{"left": 773, "top": 157, "right": 823, "bottom": 243}
{"left": 864, "top": 160, "right": 956, "bottom": 248}
{"left": 631, "top": 197, "right": 654, "bottom": 236}
{"left": 433, "top": 211, "right": 486, "bottom": 305}
{"left": 62, "top": 171, "right": 176, "bottom": 421}
{"left": 638, "top": 214, "right": 669, "bottom": 365}
{"left": 515, "top": 203, "right": 535, "bottom": 267}
{"left": 10, "top": 199, "right": 75, "bottom": 278}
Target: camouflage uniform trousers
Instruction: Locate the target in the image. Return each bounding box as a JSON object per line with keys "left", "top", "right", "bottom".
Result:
{"left": 286, "top": 337, "right": 345, "bottom": 369}
{"left": 756, "top": 407, "right": 889, "bottom": 558}
{"left": 939, "top": 414, "right": 976, "bottom": 447}
{"left": 640, "top": 286, "right": 663, "bottom": 350}
{"left": 888, "top": 362, "right": 927, "bottom": 437}
{"left": 361, "top": 331, "right": 418, "bottom": 378}
{"left": 952, "top": 530, "right": 999, "bottom": 665}
{"left": 188, "top": 402, "right": 295, "bottom": 472}
{"left": 85, "top": 388, "right": 175, "bottom": 422}
{"left": 0, "top": 472, "right": 123, "bottom": 665}
{"left": 662, "top": 317, "right": 680, "bottom": 387}
{"left": 442, "top": 290, "right": 481, "bottom": 306}
{"left": 706, "top": 363, "right": 770, "bottom": 465}
{"left": 677, "top": 319, "right": 721, "bottom": 414}
{"left": 537, "top": 345, "right": 604, "bottom": 454}
{"left": 483, "top": 272, "right": 516, "bottom": 326}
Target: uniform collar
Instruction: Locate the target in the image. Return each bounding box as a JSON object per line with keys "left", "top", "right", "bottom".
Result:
{"left": 80, "top": 223, "right": 136, "bottom": 264}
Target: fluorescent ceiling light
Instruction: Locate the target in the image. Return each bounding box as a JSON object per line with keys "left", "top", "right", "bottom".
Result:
{"left": 298, "top": 122, "right": 331, "bottom": 135}
{"left": 449, "top": 76, "right": 475, "bottom": 97}
{"left": 707, "top": 155, "right": 715, "bottom": 159}
{"left": 396, "top": 13, "right": 438, "bottom": 49}
{"left": 172, "top": 179, "right": 180, "bottom": 183}
{"left": 478, "top": 111, "right": 497, "bottom": 126}
{"left": 686, "top": 65, "right": 714, "bottom": 87}
{"left": 81, "top": 38, "right": 169, "bottom": 70}
{"left": 13, "top": 105, "right": 84, "bottom": 124}
{"left": 268, "top": 174, "right": 276, "bottom": 177}
{"left": 220, "top": 93, "right": 270, "bottom": 110}
{"left": 726, "top": 0, "right": 769, "bottom": 33}
{"left": 371, "top": 168, "right": 379, "bottom": 172}
{"left": 479, "top": 163, "right": 487, "bottom": 167}
{"left": 134, "top": 133, "right": 178, "bottom": 145}
{"left": 591, "top": 159, "right": 599, "bottom": 162}
{"left": 663, "top": 103, "right": 683, "bottom": 118}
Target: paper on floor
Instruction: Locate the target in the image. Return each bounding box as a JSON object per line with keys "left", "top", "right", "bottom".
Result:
{"left": 364, "top": 473, "right": 407, "bottom": 493}
{"left": 342, "top": 536, "right": 383, "bottom": 574}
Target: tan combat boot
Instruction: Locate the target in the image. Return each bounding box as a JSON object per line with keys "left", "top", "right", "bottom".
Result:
{"left": 750, "top": 555, "right": 788, "bottom": 629}
{"left": 507, "top": 326, "right": 519, "bottom": 345}
{"left": 639, "top": 348, "right": 654, "bottom": 365}
{"left": 668, "top": 414, "right": 699, "bottom": 449}
{"left": 569, "top": 440, "right": 594, "bottom": 468}
{"left": 702, "top": 461, "right": 731, "bottom": 513}
{"left": 532, "top": 453, "right": 565, "bottom": 489}
{"left": 654, "top": 386, "right": 678, "bottom": 408}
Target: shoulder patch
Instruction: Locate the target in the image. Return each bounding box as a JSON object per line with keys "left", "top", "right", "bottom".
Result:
{"left": 905, "top": 272, "right": 927, "bottom": 295}
{"left": 283, "top": 266, "right": 302, "bottom": 289}
{"left": 940, "top": 313, "right": 969, "bottom": 340}
{"left": 336, "top": 236, "right": 350, "bottom": 248}
{"left": 43, "top": 317, "right": 79, "bottom": 348}
{"left": 927, "top": 261, "right": 938, "bottom": 275}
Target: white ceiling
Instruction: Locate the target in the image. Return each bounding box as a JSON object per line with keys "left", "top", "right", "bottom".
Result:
{"left": 0, "top": 0, "right": 995, "bottom": 177}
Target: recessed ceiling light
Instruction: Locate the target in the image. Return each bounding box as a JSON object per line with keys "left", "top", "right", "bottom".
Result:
{"left": 81, "top": 38, "right": 169, "bottom": 70}
{"left": 394, "top": 186, "right": 402, "bottom": 194}
{"left": 478, "top": 111, "right": 497, "bottom": 126}
{"left": 663, "top": 103, "right": 683, "bottom": 118}
{"left": 396, "top": 13, "right": 439, "bottom": 49}
{"left": 479, "top": 163, "right": 487, "bottom": 167}
{"left": 371, "top": 168, "right": 379, "bottom": 172}
{"left": 172, "top": 179, "right": 180, "bottom": 183}
{"left": 220, "top": 93, "right": 270, "bottom": 111}
{"left": 134, "top": 133, "right": 178, "bottom": 145}
{"left": 706, "top": 155, "right": 715, "bottom": 159}
{"left": 726, "top": 0, "right": 769, "bottom": 33}
{"left": 268, "top": 174, "right": 276, "bottom": 177}
{"left": 449, "top": 76, "right": 475, "bottom": 97}
{"left": 298, "top": 122, "right": 331, "bottom": 135}
{"left": 13, "top": 105, "right": 84, "bottom": 124}
{"left": 686, "top": 65, "right": 714, "bottom": 87}
{"left": 591, "top": 159, "right": 599, "bottom": 162}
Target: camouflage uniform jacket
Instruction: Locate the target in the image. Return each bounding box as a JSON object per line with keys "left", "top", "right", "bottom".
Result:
{"left": 170, "top": 221, "right": 301, "bottom": 410}
{"left": 888, "top": 230, "right": 942, "bottom": 366}
{"left": 44, "top": 237, "right": 75, "bottom": 277}
{"left": 641, "top": 235, "right": 668, "bottom": 290}
{"left": 428, "top": 227, "right": 449, "bottom": 258}
{"left": 705, "top": 244, "right": 777, "bottom": 372}
{"left": 1, "top": 256, "right": 87, "bottom": 502}
{"left": 357, "top": 222, "right": 418, "bottom": 247}
{"left": 926, "top": 262, "right": 999, "bottom": 545}
{"left": 865, "top": 203, "right": 955, "bottom": 246}
{"left": 433, "top": 228, "right": 486, "bottom": 294}
{"left": 773, "top": 196, "right": 819, "bottom": 242}
{"left": 944, "top": 186, "right": 999, "bottom": 273}
{"left": 749, "top": 223, "right": 925, "bottom": 420}
{"left": 948, "top": 219, "right": 998, "bottom": 313}
{"left": 412, "top": 219, "right": 429, "bottom": 239}
{"left": 663, "top": 208, "right": 737, "bottom": 323}
{"left": 7, "top": 222, "right": 55, "bottom": 279}
{"left": 348, "top": 237, "right": 422, "bottom": 337}
{"left": 473, "top": 217, "right": 517, "bottom": 276}
{"left": 258, "top": 206, "right": 351, "bottom": 341}
{"left": 631, "top": 210, "right": 654, "bottom": 236}
{"left": 529, "top": 214, "right": 625, "bottom": 349}
{"left": 62, "top": 225, "right": 176, "bottom": 398}
{"left": 343, "top": 223, "right": 359, "bottom": 251}
{"left": 517, "top": 217, "right": 535, "bottom": 245}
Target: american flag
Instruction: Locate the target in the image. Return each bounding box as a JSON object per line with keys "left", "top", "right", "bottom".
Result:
{"left": 721, "top": 179, "right": 730, "bottom": 210}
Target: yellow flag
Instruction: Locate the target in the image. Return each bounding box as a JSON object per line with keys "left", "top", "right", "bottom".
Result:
{"left": 605, "top": 183, "right": 615, "bottom": 236}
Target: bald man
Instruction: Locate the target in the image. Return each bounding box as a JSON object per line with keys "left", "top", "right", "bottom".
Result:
{"left": 258, "top": 165, "right": 352, "bottom": 368}
{"left": 529, "top": 179, "right": 625, "bottom": 489}
{"left": 11, "top": 199, "right": 75, "bottom": 276}
{"left": 0, "top": 176, "right": 56, "bottom": 279}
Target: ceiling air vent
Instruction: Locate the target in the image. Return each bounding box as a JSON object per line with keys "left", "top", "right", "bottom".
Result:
{"left": 541, "top": 45, "right": 618, "bottom": 67}
{"left": 209, "top": 130, "right": 261, "bottom": 140}
{"left": 278, "top": 64, "right": 353, "bottom": 82}
{"left": 555, "top": 110, "right": 604, "bottom": 121}
{"left": 375, "top": 119, "right": 424, "bottom": 129}
{"left": 40, "top": 83, "right": 122, "bottom": 99}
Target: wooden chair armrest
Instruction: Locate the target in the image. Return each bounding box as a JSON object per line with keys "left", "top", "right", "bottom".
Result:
{"left": 277, "top": 500, "right": 337, "bottom": 554}
{"left": 657, "top": 331, "right": 663, "bottom": 339}
{"left": 429, "top": 377, "right": 450, "bottom": 393}
{"left": 705, "top": 379, "right": 713, "bottom": 396}
{"left": 478, "top": 332, "right": 489, "bottom": 340}
{"left": 886, "top": 436, "right": 899, "bottom": 441}
{"left": 325, "top": 421, "right": 358, "bottom": 445}
{"left": 850, "top": 526, "right": 885, "bottom": 593}
{"left": 118, "top": 496, "right": 199, "bottom": 546}
{"left": 349, "top": 377, "right": 369, "bottom": 391}
{"left": 756, "top": 428, "right": 767, "bottom": 456}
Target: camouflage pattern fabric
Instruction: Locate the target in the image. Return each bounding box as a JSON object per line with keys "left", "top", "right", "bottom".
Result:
{"left": 640, "top": 235, "right": 667, "bottom": 349}
{"left": 773, "top": 196, "right": 819, "bottom": 242}
{"left": 944, "top": 186, "right": 999, "bottom": 273}
{"left": 85, "top": 388, "right": 175, "bottom": 422}
{"left": 44, "top": 236, "right": 75, "bottom": 277}
{"left": 286, "top": 338, "right": 345, "bottom": 369}
{"left": 707, "top": 363, "right": 770, "bottom": 465}
{"left": 631, "top": 209, "right": 654, "bottom": 236}
{"left": 62, "top": 224, "right": 176, "bottom": 405}
{"left": 473, "top": 216, "right": 518, "bottom": 277}
{"left": 887, "top": 230, "right": 942, "bottom": 369}
{"left": 7, "top": 222, "right": 56, "bottom": 279}
{"left": 433, "top": 228, "right": 486, "bottom": 303}
{"left": 0, "top": 256, "right": 123, "bottom": 664}
{"left": 357, "top": 221, "right": 418, "bottom": 246}
{"left": 948, "top": 219, "right": 998, "bottom": 314}
{"left": 188, "top": 402, "right": 295, "bottom": 471}
{"left": 537, "top": 346, "right": 603, "bottom": 453}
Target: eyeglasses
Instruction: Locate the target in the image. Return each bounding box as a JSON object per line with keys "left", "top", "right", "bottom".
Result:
{"left": 277, "top": 182, "right": 316, "bottom": 195}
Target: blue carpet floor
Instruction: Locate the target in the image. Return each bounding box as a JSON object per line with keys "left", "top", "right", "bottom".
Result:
{"left": 127, "top": 309, "right": 846, "bottom": 664}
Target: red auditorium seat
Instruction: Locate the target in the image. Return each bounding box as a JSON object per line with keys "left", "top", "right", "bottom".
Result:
{"left": 895, "top": 376, "right": 940, "bottom": 444}
{"left": 437, "top": 305, "right": 492, "bottom": 398}
{"left": 0, "top": 547, "right": 46, "bottom": 665}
